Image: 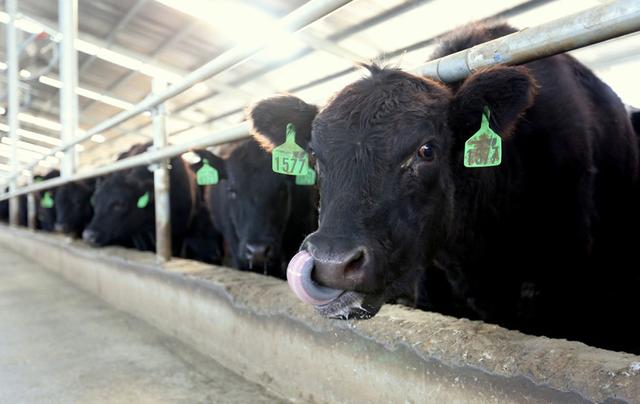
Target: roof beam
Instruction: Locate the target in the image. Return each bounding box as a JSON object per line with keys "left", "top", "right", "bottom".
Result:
{"left": 78, "top": 0, "right": 148, "bottom": 75}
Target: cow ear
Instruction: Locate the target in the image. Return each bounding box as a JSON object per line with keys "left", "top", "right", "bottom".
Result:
{"left": 207, "top": 153, "right": 226, "bottom": 180}
{"left": 247, "top": 95, "right": 318, "bottom": 152}
{"left": 449, "top": 66, "right": 538, "bottom": 141}
{"left": 191, "top": 149, "right": 226, "bottom": 180}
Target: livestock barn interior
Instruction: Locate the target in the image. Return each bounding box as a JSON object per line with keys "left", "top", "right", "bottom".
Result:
{"left": 1, "top": 0, "right": 640, "bottom": 402}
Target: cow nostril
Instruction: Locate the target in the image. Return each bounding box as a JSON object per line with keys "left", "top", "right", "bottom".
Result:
{"left": 54, "top": 223, "right": 68, "bottom": 233}
{"left": 311, "top": 246, "right": 370, "bottom": 291}
{"left": 245, "top": 243, "right": 271, "bottom": 262}
{"left": 82, "top": 229, "right": 97, "bottom": 244}
{"left": 344, "top": 249, "right": 366, "bottom": 277}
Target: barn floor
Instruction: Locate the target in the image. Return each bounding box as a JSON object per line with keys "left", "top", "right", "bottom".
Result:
{"left": 0, "top": 243, "right": 283, "bottom": 404}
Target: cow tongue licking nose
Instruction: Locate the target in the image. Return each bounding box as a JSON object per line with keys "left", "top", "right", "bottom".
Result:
{"left": 287, "top": 251, "right": 343, "bottom": 305}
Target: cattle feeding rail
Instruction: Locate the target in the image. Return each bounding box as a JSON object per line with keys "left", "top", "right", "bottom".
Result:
{"left": 1, "top": 0, "right": 639, "bottom": 262}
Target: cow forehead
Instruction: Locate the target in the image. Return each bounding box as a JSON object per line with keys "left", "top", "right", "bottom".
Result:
{"left": 318, "top": 69, "right": 448, "bottom": 126}
{"left": 313, "top": 70, "right": 449, "bottom": 155}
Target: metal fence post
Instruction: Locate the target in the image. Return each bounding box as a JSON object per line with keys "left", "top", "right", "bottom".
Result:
{"left": 6, "top": 0, "right": 20, "bottom": 226}
{"left": 27, "top": 176, "right": 36, "bottom": 229}
{"left": 59, "top": 0, "right": 78, "bottom": 177}
{"left": 152, "top": 79, "right": 171, "bottom": 262}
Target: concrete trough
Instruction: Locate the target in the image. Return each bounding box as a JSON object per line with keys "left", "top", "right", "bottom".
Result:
{"left": 0, "top": 224, "right": 638, "bottom": 403}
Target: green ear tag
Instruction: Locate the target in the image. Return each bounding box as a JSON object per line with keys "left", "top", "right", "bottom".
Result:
{"left": 41, "top": 192, "right": 54, "bottom": 209}
{"left": 295, "top": 165, "right": 316, "bottom": 186}
{"left": 137, "top": 192, "right": 150, "bottom": 209}
{"left": 464, "top": 107, "right": 502, "bottom": 168}
{"left": 272, "top": 123, "right": 309, "bottom": 176}
{"left": 196, "top": 159, "right": 219, "bottom": 185}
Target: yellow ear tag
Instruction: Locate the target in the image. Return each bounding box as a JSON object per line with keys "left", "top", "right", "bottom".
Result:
{"left": 464, "top": 107, "right": 502, "bottom": 168}
{"left": 272, "top": 123, "right": 309, "bottom": 176}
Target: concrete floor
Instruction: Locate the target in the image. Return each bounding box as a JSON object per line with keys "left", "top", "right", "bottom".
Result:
{"left": 0, "top": 243, "right": 284, "bottom": 404}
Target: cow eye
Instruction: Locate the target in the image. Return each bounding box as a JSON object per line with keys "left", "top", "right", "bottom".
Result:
{"left": 418, "top": 143, "right": 435, "bottom": 161}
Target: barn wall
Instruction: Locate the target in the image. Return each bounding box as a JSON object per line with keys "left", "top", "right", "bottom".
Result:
{"left": 1, "top": 224, "right": 638, "bottom": 403}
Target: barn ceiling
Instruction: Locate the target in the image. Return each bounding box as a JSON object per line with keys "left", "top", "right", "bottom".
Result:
{"left": 0, "top": 0, "right": 638, "bottom": 179}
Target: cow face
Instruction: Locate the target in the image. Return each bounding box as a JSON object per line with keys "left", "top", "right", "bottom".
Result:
{"left": 54, "top": 180, "right": 95, "bottom": 237}
{"left": 82, "top": 171, "right": 154, "bottom": 249}
{"left": 214, "top": 140, "right": 301, "bottom": 277}
{"left": 250, "top": 66, "right": 536, "bottom": 319}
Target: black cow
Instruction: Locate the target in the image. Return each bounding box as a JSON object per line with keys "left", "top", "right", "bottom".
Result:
{"left": 250, "top": 23, "right": 640, "bottom": 353}
{"left": 179, "top": 150, "right": 225, "bottom": 264}
{"left": 0, "top": 192, "right": 26, "bottom": 225}
{"left": 62, "top": 145, "right": 142, "bottom": 240}
{"left": 54, "top": 178, "right": 96, "bottom": 237}
{"left": 35, "top": 169, "right": 60, "bottom": 231}
{"left": 18, "top": 194, "right": 28, "bottom": 227}
{"left": 0, "top": 188, "right": 8, "bottom": 222}
{"left": 205, "top": 138, "right": 317, "bottom": 278}
{"left": 82, "top": 143, "right": 197, "bottom": 254}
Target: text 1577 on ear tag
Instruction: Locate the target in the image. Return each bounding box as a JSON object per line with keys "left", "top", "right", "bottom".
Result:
{"left": 272, "top": 123, "right": 309, "bottom": 176}
{"left": 464, "top": 107, "right": 502, "bottom": 168}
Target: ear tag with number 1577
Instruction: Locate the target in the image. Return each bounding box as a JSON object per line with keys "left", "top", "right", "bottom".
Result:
{"left": 295, "top": 164, "right": 316, "bottom": 186}
{"left": 464, "top": 107, "right": 502, "bottom": 168}
{"left": 196, "top": 159, "right": 219, "bottom": 185}
{"left": 272, "top": 123, "right": 308, "bottom": 176}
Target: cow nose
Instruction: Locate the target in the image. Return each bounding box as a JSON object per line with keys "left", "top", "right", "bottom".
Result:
{"left": 54, "top": 223, "right": 68, "bottom": 233}
{"left": 312, "top": 247, "right": 369, "bottom": 291}
{"left": 244, "top": 243, "right": 271, "bottom": 264}
{"left": 82, "top": 229, "right": 98, "bottom": 245}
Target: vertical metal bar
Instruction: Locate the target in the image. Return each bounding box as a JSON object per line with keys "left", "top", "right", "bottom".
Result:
{"left": 152, "top": 79, "right": 171, "bottom": 262}
{"left": 27, "top": 176, "right": 36, "bottom": 229}
{"left": 59, "top": 0, "right": 78, "bottom": 177}
{"left": 6, "top": 0, "right": 20, "bottom": 226}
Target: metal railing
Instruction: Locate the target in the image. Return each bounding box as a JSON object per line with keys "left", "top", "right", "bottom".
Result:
{"left": 2, "top": 0, "right": 640, "bottom": 262}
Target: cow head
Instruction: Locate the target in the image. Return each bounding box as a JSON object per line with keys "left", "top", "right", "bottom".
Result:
{"left": 54, "top": 180, "right": 95, "bottom": 237}
{"left": 209, "top": 98, "right": 317, "bottom": 278}
{"left": 82, "top": 169, "right": 154, "bottom": 249}
{"left": 34, "top": 169, "right": 59, "bottom": 231}
{"left": 249, "top": 65, "right": 536, "bottom": 318}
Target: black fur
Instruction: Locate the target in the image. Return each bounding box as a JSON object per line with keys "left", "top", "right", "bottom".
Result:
{"left": 0, "top": 188, "right": 9, "bottom": 222}
{"left": 54, "top": 178, "right": 95, "bottom": 237}
{"left": 181, "top": 149, "right": 226, "bottom": 264}
{"left": 34, "top": 169, "right": 60, "bottom": 232}
{"left": 83, "top": 143, "right": 197, "bottom": 255}
{"left": 205, "top": 138, "right": 317, "bottom": 279}
{"left": 249, "top": 22, "right": 640, "bottom": 353}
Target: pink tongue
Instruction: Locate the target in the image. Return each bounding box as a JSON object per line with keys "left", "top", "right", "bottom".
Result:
{"left": 287, "top": 250, "right": 343, "bottom": 305}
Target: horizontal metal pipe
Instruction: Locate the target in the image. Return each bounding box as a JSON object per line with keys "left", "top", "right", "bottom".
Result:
{"left": 417, "top": 0, "right": 640, "bottom": 81}
{"left": 0, "top": 123, "right": 250, "bottom": 200}
{"left": 3, "top": 0, "right": 640, "bottom": 201}
{"left": 167, "top": 0, "right": 559, "bottom": 136}
{"left": 1, "top": 0, "right": 353, "bottom": 184}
